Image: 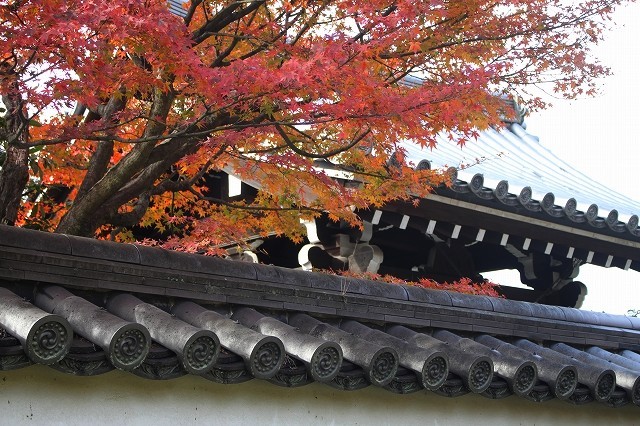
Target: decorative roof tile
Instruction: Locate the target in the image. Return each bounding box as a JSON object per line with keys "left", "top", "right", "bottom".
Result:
{"left": 402, "top": 123, "right": 640, "bottom": 238}
{"left": 0, "top": 226, "right": 639, "bottom": 407}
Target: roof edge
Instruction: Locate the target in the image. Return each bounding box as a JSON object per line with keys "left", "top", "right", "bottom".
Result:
{"left": 0, "top": 225, "right": 638, "bottom": 350}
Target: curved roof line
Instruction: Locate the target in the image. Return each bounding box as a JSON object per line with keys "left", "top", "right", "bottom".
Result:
{"left": 402, "top": 122, "right": 640, "bottom": 221}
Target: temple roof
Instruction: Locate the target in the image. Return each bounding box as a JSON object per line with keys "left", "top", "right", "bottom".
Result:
{"left": 231, "top": 119, "right": 640, "bottom": 279}
{"left": 403, "top": 122, "right": 640, "bottom": 221}
{"left": 1, "top": 225, "right": 639, "bottom": 407}
{"left": 168, "top": 0, "right": 187, "bottom": 17}
{"left": 396, "top": 120, "right": 640, "bottom": 247}
{"left": 336, "top": 121, "right": 640, "bottom": 278}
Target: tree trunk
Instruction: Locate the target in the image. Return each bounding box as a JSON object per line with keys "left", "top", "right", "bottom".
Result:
{"left": 0, "top": 74, "right": 29, "bottom": 226}
{"left": 0, "top": 143, "right": 28, "bottom": 225}
{"left": 55, "top": 88, "right": 176, "bottom": 237}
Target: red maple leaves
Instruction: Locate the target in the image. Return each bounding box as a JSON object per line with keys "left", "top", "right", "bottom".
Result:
{"left": 0, "top": 0, "right": 626, "bottom": 251}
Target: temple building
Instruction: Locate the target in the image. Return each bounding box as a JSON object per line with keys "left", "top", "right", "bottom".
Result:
{"left": 1, "top": 112, "right": 640, "bottom": 423}
{"left": 0, "top": 3, "right": 639, "bottom": 424}
{"left": 0, "top": 219, "right": 639, "bottom": 423}
{"left": 223, "top": 103, "right": 640, "bottom": 310}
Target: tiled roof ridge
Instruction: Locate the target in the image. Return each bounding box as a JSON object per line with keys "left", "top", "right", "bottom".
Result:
{"left": 442, "top": 163, "right": 639, "bottom": 240}
{"left": 4, "top": 283, "right": 637, "bottom": 406}
{"left": 399, "top": 122, "right": 640, "bottom": 240}
{"left": 1, "top": 225, "right": 639, "bottom": 350}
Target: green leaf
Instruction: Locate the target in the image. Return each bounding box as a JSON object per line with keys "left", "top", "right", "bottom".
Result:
{"left": 29, "top": 159, "right": 43, "bottom": 179}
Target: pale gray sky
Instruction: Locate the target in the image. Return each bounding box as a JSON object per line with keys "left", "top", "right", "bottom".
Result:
{"left": 486, "top": 2, "right": 640, "bottom": 315}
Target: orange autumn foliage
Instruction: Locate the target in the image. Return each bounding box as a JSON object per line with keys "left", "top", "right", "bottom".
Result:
{"left": 0, "top": 0, "right": 629, "bottom": 255}
{"left": 332, "top": 270, "right": 503, "bottom": 297}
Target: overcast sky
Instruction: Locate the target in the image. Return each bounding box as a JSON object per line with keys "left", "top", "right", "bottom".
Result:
{"left": 486, "top": 2, "right": 640, "bottom": 315}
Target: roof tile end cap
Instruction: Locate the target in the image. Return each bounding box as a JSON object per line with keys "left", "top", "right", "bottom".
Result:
{"left": 403, "top": 285, "right": 453, "bottom": 306}
{"left": 253, "top": 264, "right": 313, "bottom": 287}
{"left": 0, "top": 225, "right": 71, "bottom": 255}
{"left": 67, "top": 234, "right": 140, "bottom": 264}
{"left": 489, "top": 297, "right": 533, "bottom": 317}
{"left": 596, "top": 313, "right": 634, "bottom": 329}
{"left": 136, "top": 245, "right": 258, "bottom": 280}
{"left": 524, "top": 302, "right": 567, "bottom": 322}
{"left": 626, "top": 316, "right": 640, "bottom": 331}
{"left": 557, "top": 306, "right": 600, "bottom": 326}
{"left": 318, "top": 276, "right": 408, "bottom": 301}
{"left": 446, "top": 292, "right": 494, "bottom": 311}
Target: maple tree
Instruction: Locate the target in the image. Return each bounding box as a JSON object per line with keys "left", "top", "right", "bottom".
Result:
{"left": 0, "top": 0, "right": 629, "bottom": 254}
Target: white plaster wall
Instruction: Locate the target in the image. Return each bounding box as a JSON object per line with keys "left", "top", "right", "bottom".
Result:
{"left": 0, "top": 365, "right": 638, "bottom": 425}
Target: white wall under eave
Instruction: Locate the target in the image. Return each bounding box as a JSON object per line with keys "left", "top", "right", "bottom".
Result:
{"left": 0, "top": 365, "right": 638, "bottom": 426}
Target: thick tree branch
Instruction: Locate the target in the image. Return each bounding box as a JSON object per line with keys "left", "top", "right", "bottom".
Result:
{"left": 191, "top": 1, "right": 266, "bottom": 45}
{"left": 187, "top": 187, "right": 323, "bottom": 213}
{"left": 273, "top": 123, "right": 371, "bottom": 159}
{"left": 75, "top": 93, "right": 128, "bottom": 203}
{"left": 55, "top": 86, "right": 175, "bottom": 236}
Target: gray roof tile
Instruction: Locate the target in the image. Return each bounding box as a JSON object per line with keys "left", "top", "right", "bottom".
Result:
{"left": 1, "top": 226, "right": 640, "bottom": 407}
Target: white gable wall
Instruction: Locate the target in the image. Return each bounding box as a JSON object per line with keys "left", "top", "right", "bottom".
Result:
{"left": 0, "top": 366, "right": 637, "bottom": 425}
